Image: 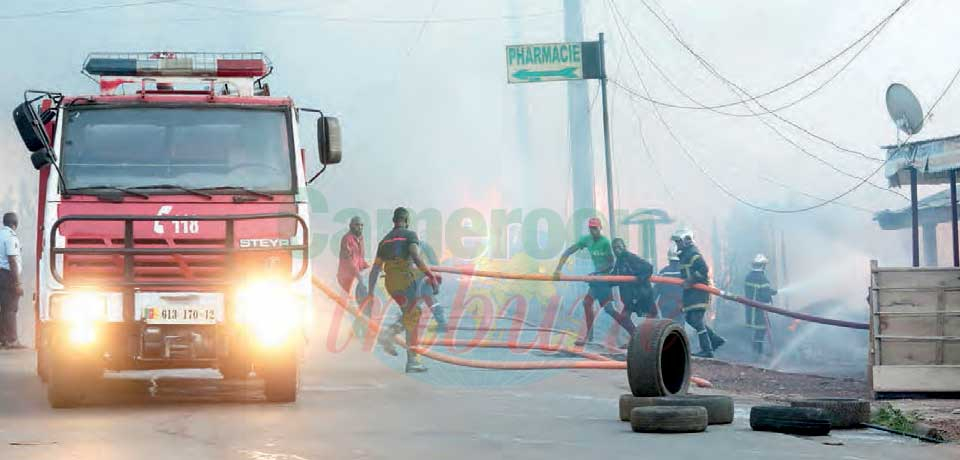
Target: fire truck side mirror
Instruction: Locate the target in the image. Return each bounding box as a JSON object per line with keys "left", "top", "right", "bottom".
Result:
{"left": 318, "top": 116, "right": 342, "bottom": 165}
{"left": 30, "top": 149, "right": 52, "bottom": 170}
{"left": 13, "top": 101, "right": 49, "bottom": 152}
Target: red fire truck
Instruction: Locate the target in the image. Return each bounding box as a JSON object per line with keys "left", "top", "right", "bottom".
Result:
{"left": 12, "top": 52, "right": 340, "bottom": 407}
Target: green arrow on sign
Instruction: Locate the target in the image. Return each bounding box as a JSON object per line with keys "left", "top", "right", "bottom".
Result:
{"left": 512, "top": 67, "right": 580, "bottom": 82}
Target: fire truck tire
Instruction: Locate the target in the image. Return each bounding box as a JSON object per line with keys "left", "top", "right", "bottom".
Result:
{"left": 627, "top": 319, "right": 690, "bottom": 397}
{"left": 630, "top": 406, "right": 708, "bottom": 433}
{"left": 750, "top": 406, "right": 832, "bottom": 436}
{"left": 655, "top": 395, "right": 735, "bottom": 425}
{"left": 618, "top": 395, "right": 660, "bottom": 421}
{"left": 46, "top": 357, "right": 94, "bottom": 409}
{"left": 37, "top": 344, "right": 49, "bottom": 383}
{"left": 261, "top": 357, "right": 299, "bottom": 403}
{"left": 789, "top": 398, "right": 870, "bottom": 428}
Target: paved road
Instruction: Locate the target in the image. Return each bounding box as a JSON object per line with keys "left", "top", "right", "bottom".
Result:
{"left": 0, "top": 317, "right": 957, "bottom": 460}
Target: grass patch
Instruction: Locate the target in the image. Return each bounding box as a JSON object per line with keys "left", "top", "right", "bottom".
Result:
{"left": 872, "top": 404, "right": 917, "bottom": 433}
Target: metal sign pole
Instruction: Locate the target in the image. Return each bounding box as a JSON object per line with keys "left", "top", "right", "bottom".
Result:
{"left": 598, "top": 32, "right": 616, "bottom": 239}
{"left": 952, "top": 169, "right": 959, "bottom": 267}
{"left": 911, "top": 167, "right": 920, "bottom": 267}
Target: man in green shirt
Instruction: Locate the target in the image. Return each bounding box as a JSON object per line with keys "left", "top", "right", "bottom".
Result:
{"left": 554, "top": 217, "right": 615, "bottom": 345}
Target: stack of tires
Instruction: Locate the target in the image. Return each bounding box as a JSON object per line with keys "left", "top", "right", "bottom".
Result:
{"left": 621, "top": 320, "right": 734, "bottom": 433}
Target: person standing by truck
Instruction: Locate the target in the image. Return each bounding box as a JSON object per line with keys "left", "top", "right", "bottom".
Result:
{"left": 366, "top": 207, "right": 440, "bottom": 373}
{"left": 337, "top": 216, "right": 371, "bottom": 337}
{"left": 554, "top": 217, "right": 615, "bottom": 345}
{"left": 0, "top": 212, "right": 25, "bottom": 349}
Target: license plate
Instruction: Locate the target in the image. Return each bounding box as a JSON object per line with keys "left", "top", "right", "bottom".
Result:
{"left": 144, "top": 305, "right": 217, "bottom": 324}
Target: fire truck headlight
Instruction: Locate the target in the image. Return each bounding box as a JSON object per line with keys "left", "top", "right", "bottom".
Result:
{"left": 52, "top": 293, "right": 108, "bottom": 345}
{"left": 236, "top": 281, "right": 304, "bottom": 347}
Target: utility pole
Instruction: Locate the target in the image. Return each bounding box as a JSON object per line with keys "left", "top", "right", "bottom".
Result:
{"left": 597, "top": 32, "right": 616, "bottom": 238}
{"left": 509, "top": 0, "right": 531, "bottom": 209}
{"left": 564, "top": 0, "right": 597, "bottom": 222}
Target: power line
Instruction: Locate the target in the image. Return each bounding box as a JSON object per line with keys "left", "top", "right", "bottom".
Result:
{"left": 0, "top": 0, "right": 179, "bottom": 19}
{"left": 624, "top": 0, "right": 896, "bottom": 162}
{"left": 176, "top": 1, "right": 562, "bottom": 24}
{"left": 607, "top": 0, "right": 888, "bottom": 163}
{"left": 620, "top": 86, "right": 677, "bottom": 202}
{"left": 621, "top": 0, "right": 912, "bottom": 111}
{"left": 605, "top": 0, "right": 906, "bottom": 202}
{"left": 608, "top": 0, "right": 960, "bottom": 214}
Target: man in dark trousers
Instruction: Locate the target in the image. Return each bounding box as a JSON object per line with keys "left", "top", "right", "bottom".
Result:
{"left": 672, "top": 228, "right": 725, "bottom": 358}
{"left": 608, "top": 238, "right": 656, "bottom": 334}
{"left": 744, "top": 253, "right": 777, "bottom": 359}
{"left": 0, "top": 212, "right": 24, "bottom": 349}
{"left": 554, "top": 217, "right": 615, "bottom": 345}
{"left": 366, "top": 207, "right": 440, "bottom": 373}
{"left": 654, "top": 247, "right": 684, "bottom": 321}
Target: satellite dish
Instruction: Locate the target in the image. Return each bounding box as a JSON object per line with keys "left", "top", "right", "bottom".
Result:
{"left": 886, "top": 83, "right": 924, "bottom": 135}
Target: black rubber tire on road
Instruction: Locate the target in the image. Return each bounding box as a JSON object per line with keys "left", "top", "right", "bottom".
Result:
{"left": 619, "top": 395, "right": 660, "bottom": 421}
{"left": 260, "top": 357, "right": 299, "bottom": 403}
{"left": 630, "top": 406, "right": 708, "bottom": 433}
{"left": 789, "top": 398, "right": 870, "bottom": 429}
{"left": 656, "top": 395, "right": 735, "bottom": 425}
{"left": 750, "top": 406, "right": 832, "bottom": 436}
{"left": 627, "top": 319, "right": 690, "bottom": 397}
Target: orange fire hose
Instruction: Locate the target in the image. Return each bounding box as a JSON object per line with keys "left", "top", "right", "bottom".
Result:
{"left": 429, "top": 266, "right": 868, "bottom": 330}
{"left": 313, "top": 278, "right": 627, "bottom": 370}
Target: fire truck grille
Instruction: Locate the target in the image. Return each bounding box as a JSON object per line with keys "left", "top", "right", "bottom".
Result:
{"left": 64, "top": 238, "right": 229, "bottom": 282}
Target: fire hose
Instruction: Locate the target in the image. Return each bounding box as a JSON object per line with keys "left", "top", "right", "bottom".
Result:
{"left": 428, "top": 266, "right": 869, "bottom": 331}
{"left": 313, "top": 276, "right": 714, "bottom": 387}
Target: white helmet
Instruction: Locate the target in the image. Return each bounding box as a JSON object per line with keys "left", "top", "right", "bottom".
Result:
{"left": 667, "top": 247, "right": 680, "bottom": 261}
{"left": 670, "top": 228, "right": 694, "bottom": 243}
{"left": 753, "top": 253, "right": 768, "bottom": 265}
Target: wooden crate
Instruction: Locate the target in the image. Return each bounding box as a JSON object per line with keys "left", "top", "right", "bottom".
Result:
{"left": 869, "top": 260, "right": 960, "bottom": 397}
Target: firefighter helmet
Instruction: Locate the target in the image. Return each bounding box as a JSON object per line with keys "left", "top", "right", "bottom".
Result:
{"left": 670, "top": 228, "right": 694, "bottom": 243}
{"left": 753, "top": 253, "right": 769, "bottom": 265}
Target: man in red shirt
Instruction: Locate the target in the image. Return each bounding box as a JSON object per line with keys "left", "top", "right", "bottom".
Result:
{"left": 337, "top": 217, "right": 371, "bottom": 337}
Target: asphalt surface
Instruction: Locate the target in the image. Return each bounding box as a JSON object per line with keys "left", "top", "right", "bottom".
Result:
{"left": 0, "top": 315, "right": 957, "bottom": 460}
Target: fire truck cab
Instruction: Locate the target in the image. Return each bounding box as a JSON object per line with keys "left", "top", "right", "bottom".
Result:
{"left": 11, "top": 52, "right": 340, "bottom": 407}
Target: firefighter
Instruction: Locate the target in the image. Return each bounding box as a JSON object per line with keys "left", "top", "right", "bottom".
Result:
{"left": 366, "top": 207, "right": 440, "bottom": 373}
{"left": 609, "top": 238, "right": 657, "bottom": 333}
{"left": 744, "top": 254, "right": 777, "bottom": 359}
{"left": 654, "top": 247, "right": 684, "bottom": 321}
{"left": 554, "top": 217, "right": 615, "bottom": 345}
{"left": 672, "top": 228, "right": 725, "bottom": 358}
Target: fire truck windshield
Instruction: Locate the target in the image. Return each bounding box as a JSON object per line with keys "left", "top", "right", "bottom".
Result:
{"left": 60, "top": 106, "right": 295, "bottom": 193}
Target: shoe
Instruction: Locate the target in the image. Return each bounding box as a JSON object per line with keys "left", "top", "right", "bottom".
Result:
{"left": 712, "top": 335, "right": 726, "bottom": 349}
{"left": 405, "top": 362, "right": 428, "bottom": 373}
{"left": 0, "top": 342, "right": 7, "bottom": 350}
{"left": 692, "top": 350, "right": 714, "bottom": 358}
{"left": 5, "top": 342, "right": 25, "bottom": 350}
{"left": 377, "top": 334, "right": 399, "bottom": 357}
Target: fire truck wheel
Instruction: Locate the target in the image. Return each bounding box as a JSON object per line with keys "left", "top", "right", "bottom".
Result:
{"left": 37, "top": 344, "right": 49, "bottom": 383}
{"left": 627, "top": 319, "right": 691, "bottom": 397}
{"left": 47, "top": 356, "right": 96, "bottom": 409}
{"left": 655, "top": 395, "right": 735, "bottom": 425}
{"left": 630, "top": 406, "right": 708, "bottom": 433}
{"left": 618, "top": 395, "right": 660, "bottom": 421}
{"left": 261, "top": 356, "right": 299, "bottom": 403}
{"left": 750, "top": 406, "right": 832, "bottom": 436}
